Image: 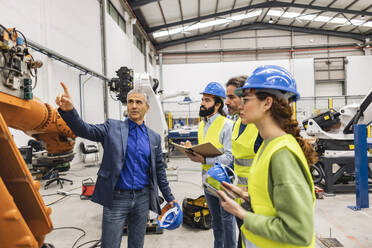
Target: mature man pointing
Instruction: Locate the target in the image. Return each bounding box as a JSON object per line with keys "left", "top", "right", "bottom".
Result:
{"left": 56, "top": 82, "right": 176, "bottom": 248}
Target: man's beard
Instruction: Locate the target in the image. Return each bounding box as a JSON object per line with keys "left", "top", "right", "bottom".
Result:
{"left": 199, "top": 105, "right": 215, "bottom": 117}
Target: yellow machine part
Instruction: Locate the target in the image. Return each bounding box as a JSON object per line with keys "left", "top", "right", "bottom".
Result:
{"left": 0, "top": 112, "right": 53, "bottom": 247}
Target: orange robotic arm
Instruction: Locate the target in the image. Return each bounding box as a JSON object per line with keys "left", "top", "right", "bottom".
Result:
{"left": 0, "top": 24, "right": 77, "bottom": 248}
{"left": 0, "top": 92, "right": 76, "bottom": 154}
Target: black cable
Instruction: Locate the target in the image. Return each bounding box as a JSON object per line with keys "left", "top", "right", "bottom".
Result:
{"left": 29, "top": 54, "right": 38, "bottom": 89}
{"left": 109, "top": 90, "right": 118, "bottom": 101}
{"left": 0, "top": 66, "right": 22, "bottom": 74}
{"left": 76, "top": 239, "right": 101, "bottom": 248}
{"left": 0, "top": 23, "right": 10, "bottom": 35}
{"left": 15, "top": 28, "right": 28, "bottom": 47}
{"left": 66, "top": 186, "right": 82, "bottom": 192}
{"left": 33, "top": 70, "right": 38, "bottom": 89}
{"left": 41, "top": 192, "right": 59, "bottom": 197}
{"left": 45, "top": 193, "right": 80, "bottom": 206}
{"left": 45, "top": 195, "right": 69, "bottom": 206}
{"left": 0, "top": 50, "right": 6, "bottom": 64}
{"left": 0, "top": 51, "right": 7, "bottom": 73}
{"left": 52, "top": 226, "right": 86, "bottom": 248}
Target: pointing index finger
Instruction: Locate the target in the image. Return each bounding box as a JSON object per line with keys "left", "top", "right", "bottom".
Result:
{"left": 60, "top": 82, "right": 70, "bottom": 97}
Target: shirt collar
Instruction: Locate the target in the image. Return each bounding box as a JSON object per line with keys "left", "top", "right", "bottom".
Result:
{"left": 205, "top": 113, "right": 220, "bottom": 124}
{"left": 128, "top": 118, "right": 146, "bottom": 131}
{"left": 227, "top": 114, "right": 239, "bottom": 122}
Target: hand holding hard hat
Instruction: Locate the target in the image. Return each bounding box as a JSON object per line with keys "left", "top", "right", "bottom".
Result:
{"left": 157, "top": 202, "right": 183, "bottom": 230}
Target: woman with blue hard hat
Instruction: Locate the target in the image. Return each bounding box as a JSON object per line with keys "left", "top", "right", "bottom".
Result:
{"left": 183, "top": 81, "right": 236, "bottom": 248}
{"left": 217, "top": 65, "right": 318, "bottom": 248}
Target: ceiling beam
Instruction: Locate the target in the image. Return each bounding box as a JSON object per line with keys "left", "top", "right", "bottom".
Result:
{"left": 161, "top": 43, "right": 360, "bottom": 55}
{"left": 155, "top": 22, "right": 367, "bottom": 50}
{"left": 147, "top": 1, "right": 372, "bottom": 33}
{"left": 129, "top": 0, "right": 159, "bottom": 10}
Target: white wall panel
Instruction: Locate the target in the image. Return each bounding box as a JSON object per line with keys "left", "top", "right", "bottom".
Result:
{"left": 346, "top": 56, "right": 372, "bottom": 95}
{"left": 222, "top": 38, "right": 256, "bottom": 49}
{"left": 257, "top": 36, "right": 291, "bottom": 47}
{"left": 82, "top": 78, "right": 105, "bottom": 124}
{"left": 163, "top": 59, "right": 313, "bottom": 104}
{"left": 132, "top": 46, "right": 146, "bottom": 73}
{"left": 291, "top": 58, "right": 315, "bottom": 98}
{"left": 187, "top": 39, "right": 221, "bottom": 50}
{"left": 105, "top": 16, "right": 133, "bottom": 78}
{"left": 105, "top": 12, "right": 147, "bottom": 118}
{"left": 222, "top": 30, "right": 256, "bottom": 39}
{"left": 47, "top": 0, "right": 102, "bottom": 72}
{"left": 316, "top": 83, "right": 343, "bottom": 97}
{"left": 0, "top": 0, "right": 44, "bottom": 43}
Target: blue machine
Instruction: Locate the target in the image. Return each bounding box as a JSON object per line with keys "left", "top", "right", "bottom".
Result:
{"left": 168, "top": 126, "right": 198, "bottom": 145}
{"left": 348, "top": 124, "right": 370, "bottom": 210}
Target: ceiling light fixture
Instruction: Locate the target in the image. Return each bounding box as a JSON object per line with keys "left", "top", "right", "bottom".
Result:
{"left": 269, "top": 17, "right": 274, "bottom": 23}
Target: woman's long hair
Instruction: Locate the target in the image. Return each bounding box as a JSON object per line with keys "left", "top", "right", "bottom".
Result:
{"left": 256, "top": 92, "right": 318, "bottom": 165}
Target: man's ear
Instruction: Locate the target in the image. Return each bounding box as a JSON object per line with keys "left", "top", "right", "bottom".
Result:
{"left": 214, "top": 102, "right": 221, "bottom": 111}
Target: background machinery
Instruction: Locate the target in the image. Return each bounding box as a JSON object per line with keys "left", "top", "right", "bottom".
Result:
{"left": 303, "top": 91, "right": 372, "bottom": 193}
{"left": 108, "top": 66, "right": 170, "bottom": 159}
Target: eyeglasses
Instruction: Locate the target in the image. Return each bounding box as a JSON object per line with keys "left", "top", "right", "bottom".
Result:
{"left": 242, "top": 96, "right": 257, "bottom": 104}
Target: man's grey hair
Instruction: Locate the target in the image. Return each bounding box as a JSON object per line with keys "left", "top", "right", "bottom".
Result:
{"left": 127, "top": 88, "right": 150, "bottom": 105}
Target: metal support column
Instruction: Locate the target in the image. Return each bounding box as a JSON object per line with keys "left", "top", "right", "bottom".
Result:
{"left": 348, "top": 124, "right": 370, "bottom": 210}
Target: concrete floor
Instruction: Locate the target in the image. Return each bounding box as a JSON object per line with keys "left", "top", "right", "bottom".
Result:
{"left": 41, "top": 157, "right": 372, "bottom": 248}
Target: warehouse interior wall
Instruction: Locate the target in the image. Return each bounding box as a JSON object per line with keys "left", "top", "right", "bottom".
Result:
{"left": 160, "top": 28, "right": 371, "bottom": 121}
{"left": 160, "top": 29, "right": 363, "bottom": 64}
{"left": 162, "top": 58, "right": 314, "bottom": 118}
{"left": 0, "top": 0, "right": 158, "bottom": 164}
{"left": 1, "top": 1, "right": 372, "bottom": 163}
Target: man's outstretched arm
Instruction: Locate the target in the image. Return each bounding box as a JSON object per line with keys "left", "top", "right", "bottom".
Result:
{"left": 56, "top": 82, "right": 109, "bottom": 143}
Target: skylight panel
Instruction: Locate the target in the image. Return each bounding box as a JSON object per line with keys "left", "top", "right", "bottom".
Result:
{"left": 363, "top": 21, "right": 372, "bottom": 27}
{"left": 282, "top": 12, "right": 300, "bottom": 18}
{"left": 153, "top": 10, "right": 262, "bottom": 38}
{"left": 267, "top": 10, "right": 284, "bottom": 17}
{"left": 350, "top": 19, "right": 365, "bottom": 26}
{"left": 298, "top": 14, "right": 316, "bottom": 21}
{"left": 314, "top": 16, "right": 332, "bottom": 22}
{"left": 230, "top": 10, "right": 262, "bottom": 21}
{"left": 329, "top": 17, "right": 347, "bottom": 24}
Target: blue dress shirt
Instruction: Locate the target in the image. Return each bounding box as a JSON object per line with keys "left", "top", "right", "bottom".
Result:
{"left": 116, "top": 119, "right": 151, "bottom": 190}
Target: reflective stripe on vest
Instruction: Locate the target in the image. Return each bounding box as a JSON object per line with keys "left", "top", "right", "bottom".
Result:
{"left": 234, "top": 158, "right": 253, "bottom": 167}
{"left": 241, "top": 134, "right": 316, "bottom": 248}
{"left": 237, "top": 176, "right": 248, "bottom": 186}
{"left": 232, "top": 118, "right": 259, "bottom": 188}
{"left": 197, "top": 115, "right": 228, "bottom": 172}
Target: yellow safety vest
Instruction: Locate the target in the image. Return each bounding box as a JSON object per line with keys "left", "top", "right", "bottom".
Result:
{"left": 241, "top": 134, "right": 316, "bottom": 248}
{"left": 232, "top": 118, "right": 259, "bottom": 188}
{"left": 198, "top": 115, "right": 228, "bottom": 172}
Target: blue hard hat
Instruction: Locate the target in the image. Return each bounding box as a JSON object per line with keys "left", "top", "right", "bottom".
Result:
{"left": 157, "top": 202, "right": 183, "bottom": 230}
{"left": 238, "top": 65, "right": 300, "bottom": 101}
{"left": 208, "top": 163, "right": 231, "bottom": 184}
{"left": 200, "top": 82, "right": 226, "bottom": 99}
